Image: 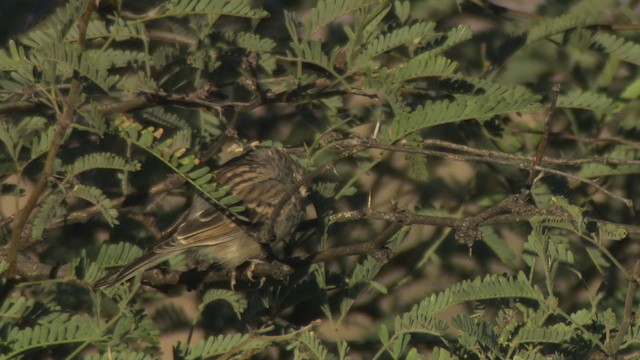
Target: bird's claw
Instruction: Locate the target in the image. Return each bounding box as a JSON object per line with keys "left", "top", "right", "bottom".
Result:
{"left": 245, "top": 259, "right": 263, "bottom": 282}
{"left": 229, "top": 259, "right": 266, "bottom": 290}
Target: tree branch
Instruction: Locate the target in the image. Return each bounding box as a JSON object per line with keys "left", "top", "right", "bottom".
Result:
{"left": 7, "top": 1, "right": 97, "bottom": 277}
{"left": 527, "top": 84, "right": 559, "bottom": 186}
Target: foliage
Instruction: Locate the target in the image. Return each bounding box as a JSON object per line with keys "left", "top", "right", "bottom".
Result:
{"left": 1, "top": 0, "right": 640, "bottom": 359}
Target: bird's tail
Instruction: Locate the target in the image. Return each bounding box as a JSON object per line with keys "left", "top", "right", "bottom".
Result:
{"left": 93, "top": 251, "right": 170, "bottom": 289}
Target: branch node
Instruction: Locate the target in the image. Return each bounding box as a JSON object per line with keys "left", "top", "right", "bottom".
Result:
{"left": 455, "top": 220, "right": 482, "bottom": 248}
{"left": 371, "top": 248, "right": 393, "bottom": 263}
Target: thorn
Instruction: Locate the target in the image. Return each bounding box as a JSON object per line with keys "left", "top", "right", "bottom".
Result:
{"left": 373, "top": 115, "right": 381, "bottom": 139}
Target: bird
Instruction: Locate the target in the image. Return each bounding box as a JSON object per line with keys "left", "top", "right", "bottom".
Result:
{"left": 94, "top": 146, "right": 307, "bottom": 288}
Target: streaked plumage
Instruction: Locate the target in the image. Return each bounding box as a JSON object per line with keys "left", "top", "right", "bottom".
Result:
{"left": 94, "top": 147, "right": 306, "bottom": 288}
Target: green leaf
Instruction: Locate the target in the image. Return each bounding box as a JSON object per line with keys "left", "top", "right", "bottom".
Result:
{"left": 5, "top": 315, "right": 102, "bottom": 359}
{"left": 141, "top": 108, "right": 190, "bottom": 129}
{"left": 64, "top": 152, "right": 140, "bottom": 178}
{"left": 95, "top": 242, "right": 144, "bottom": 267}
{"left": 452, "top": 314, "right": 500, "bottom": 356}
{"left": 303, "top": 0, "right": 380, "bottom": 38}
{"left": 69, "top": 184, "right": 119, "bottom": 226}
{"left": 293, "top": 331, "right": 337, "bottom": 360}
{"left": 385, "top": 55, "right": 459, "bottom": 84}
{"left": 591, "top": 32, "right": 640, "bottom": 66}
{"left": 580, "top": 145, "right": 640, "bottom": 178}
{"left": 31, "top": 190, "right": 66, "bottom": 240}
{"left": 186, "top": 333, "right": 252, "bottom": 359}
{"left": 525, "top": 10, "right": 601, "bottom": 45}
{"left": 406, "top": 272, "right": 544, "bottom": 317}
{"left": 406, "top": 152, "right": 429, "bottom": 182}
{"left": 354, "top": 21, "right": 438, "bottom": 66}
{"left": 597, "top": 223, "right": 627, "bottom": 241}
{"left": 226, "top": 32, "right": 277, "bottom": 52}
{"left": 161, "top": 0, "right": 269, "bottom": 19}
{"left": 199, "top": 289, "right": 248, "bottom": 318}
{"left": 0, "top": 296, "right": 36, "bottom": 328}
{"left": 585, "top": 246, "right": 610, "bottom": 273}
{"left": 480, "top": 226, "right": 517, "bottom": 267}
{"left": 556, "top": 90, "right": 618, "bottom": 113}
{"left": 514, "top": 324, "right": 574, "bottom": 344}
{"left": 0, "top": 122, "right": 21, "bottom": 161}
{"left": 386, "top": 80, "right": 542, "bottom": 142}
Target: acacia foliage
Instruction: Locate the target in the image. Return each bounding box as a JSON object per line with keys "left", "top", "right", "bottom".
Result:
{"left": 1, "top": 0, "right": 640, "bottom": 358}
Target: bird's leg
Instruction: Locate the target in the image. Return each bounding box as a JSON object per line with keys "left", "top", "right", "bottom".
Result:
{"left": 246, "top": 259, "right": 269, "bottom": 288}
{"left": 245, "top": 258, "right": 263, "bottom": 282}
{"left": 228, "top": 259, "right": 268, "bottom": 290}
{"left": 230, "top": 269, "right": 237, "bottom": 291}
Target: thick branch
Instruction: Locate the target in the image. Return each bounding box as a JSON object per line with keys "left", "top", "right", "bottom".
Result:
{"left": 9, "top": 189, "right": 640, "bottom": 288}
{"left": 7, "top": 1, "right": 97, "bottom": 276}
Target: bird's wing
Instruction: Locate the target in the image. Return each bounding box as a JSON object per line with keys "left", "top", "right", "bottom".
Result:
{"left": 153, "top": 207, "right": 247, "bottom": 253}
{"left": 95, "top": 204, "right": 253, "bottom": 288}
{"left": 214, "top": 162, "right": 291, "bottom": 225}
{"left": 93, "top": 250, "right": 169, "bottom": 288}
{"left": 238, "top": 178, "right": 290, "bottom": 224}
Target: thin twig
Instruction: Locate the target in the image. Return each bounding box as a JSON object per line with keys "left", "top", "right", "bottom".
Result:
{"left": 423, "top": 138, "right": 640, "bottom": 167}
{"left": 303, "top": 223, "right": 403, "bottom": 264}
{"left": 479, "top": 0, "right": 640, "bottom": 31}
{"left": 357, "top": 139, "right": 634, "bottom": 206}
{"left": 527, "top": 84, "right": 560, "bottom": 186}
{"left": 605, "top": 260, "right": 640, "bottom": 356}
{"left": 0, "top": 101, "right": 37, "bottom": 113}
{"left": 328, "top": 205, "right": 640, "bottom": 236}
